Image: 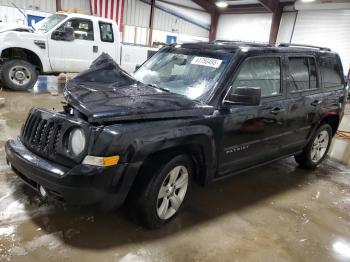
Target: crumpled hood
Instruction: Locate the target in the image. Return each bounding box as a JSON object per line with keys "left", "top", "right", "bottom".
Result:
{"left": 64, "top": 53, "right": 214, "bottom": 123}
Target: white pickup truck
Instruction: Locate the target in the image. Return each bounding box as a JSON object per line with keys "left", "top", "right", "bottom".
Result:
{"left": 0, "top": 12, "right": 121, "bottom": 90}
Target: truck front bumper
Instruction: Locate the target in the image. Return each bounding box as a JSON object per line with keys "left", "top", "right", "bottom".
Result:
{"left": 5, "top": 138, "right": 140, "bottom": 208}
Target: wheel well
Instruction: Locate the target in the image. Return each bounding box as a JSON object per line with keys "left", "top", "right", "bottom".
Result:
{"left": 137, "top": 144, "right": 207, "bottom": 186}
{"left": 1, "top": 48, "right": 43, "bottom": 73}
{"left": 321, "top": 115, "right": 339, "bottom": 136}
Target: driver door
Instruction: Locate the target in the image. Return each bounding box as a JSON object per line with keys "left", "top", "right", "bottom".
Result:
{"left": 48, "top": 18, "right": 96, "bottom": 72}
{"left": 218, "top": 55, "right": 290, "bottom": 176}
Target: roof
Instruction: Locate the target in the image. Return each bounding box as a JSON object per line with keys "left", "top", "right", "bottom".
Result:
{"left": 56, "top": 12, "right": 116, "bottom": 24}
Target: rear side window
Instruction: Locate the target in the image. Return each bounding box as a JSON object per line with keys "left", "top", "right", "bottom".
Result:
{"left": 232, "top": 57, "right": 281, "bottom": 97}
{"left": 288, "top": 57, "right": 318, "bottom": 91}
{"left": 99, "top": 22, "right": 114, "bottom": 42}
{"left": 319, "top": 56, "right": 343, "bottom": 88}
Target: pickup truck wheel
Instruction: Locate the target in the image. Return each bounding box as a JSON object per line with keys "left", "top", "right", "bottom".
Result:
{"left": 294, "top": 124, "right": 332, "bottom": 169}
{"left": 128, "top": 154, "right": 192, "bottom": 229}
{"left": 1, "top": 59, "right": 38, "bottom": 91}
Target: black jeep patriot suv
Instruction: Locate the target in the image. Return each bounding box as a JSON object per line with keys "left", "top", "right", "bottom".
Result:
{"left": 5, "top": 41, "right": 348, "bottom": 228}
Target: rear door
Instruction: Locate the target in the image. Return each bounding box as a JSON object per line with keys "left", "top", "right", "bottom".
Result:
{"left": 94, "top": 21, "right": 119, "bottom": 62}
{"left": 283, "top": 54, "right": 323, "bottom": 153}
{"left": 218, "top": 55, "right": 290, "bottom": 176}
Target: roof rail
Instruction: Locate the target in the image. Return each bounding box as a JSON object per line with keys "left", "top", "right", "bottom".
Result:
{"left": 277, "top": 43, "right": 331, "bottom": 51}
{"left": 213, "top": 40, "right": 272, "bottom": 47}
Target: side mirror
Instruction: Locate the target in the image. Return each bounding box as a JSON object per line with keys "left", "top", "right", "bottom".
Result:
{"left": 51, "top": 26, "right": 74, "bottom": 41}
{"left": 134, "top": 64, "right": 141, "bottom": 72}
{"left": 224, "top": 86, "right": 261, "bottom": 106}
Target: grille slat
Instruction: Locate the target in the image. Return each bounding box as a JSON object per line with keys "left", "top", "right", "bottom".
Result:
{"left": 21, "top": 112, "right": 62, "bottom": 156}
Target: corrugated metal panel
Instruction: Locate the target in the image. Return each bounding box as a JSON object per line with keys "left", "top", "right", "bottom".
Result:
{"left": 291, "top": 10, "right": 350, "bottom": 72}
{"left": 0, "top": 5, "right": 51, "bottom": 25}
{"left": 216, "top": 13, "right": 272, "bottom": 42}
{"left": 61, "top": 0, "right": 91, "bottom": 14}
{"left": 124, "top": 0, "right": 208, "bottom": 37}
{"left": 0, "top": 0, "right": 56, "bottom": 13}
{"left": 277, "top": 12, "right": 297, "bottom": 43}
{"left": 124, "top": 0, "right": 150, "bottom": 28}
{"left": 153, "top": 6, "right": 208, "bottom": 38}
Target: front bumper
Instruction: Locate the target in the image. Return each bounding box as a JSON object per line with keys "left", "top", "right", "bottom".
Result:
{"left": 5, "top": 138, "right": 140, "bottom": 207}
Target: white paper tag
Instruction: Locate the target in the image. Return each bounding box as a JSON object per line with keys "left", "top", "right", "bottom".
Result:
{"left": 191, "top": 56, "right": 222, "bottom": 68}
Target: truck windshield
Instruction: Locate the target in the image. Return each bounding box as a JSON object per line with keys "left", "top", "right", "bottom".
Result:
{"left": 34, "top": 14, "right": 67, "bottom": 32}
{"left": 133, "top": 47, "right": 232, "bottom": 100}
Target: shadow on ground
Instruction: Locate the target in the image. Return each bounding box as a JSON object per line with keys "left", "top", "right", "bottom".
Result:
{"left": 6, "top": 156, "right": 336, "bottom": 250}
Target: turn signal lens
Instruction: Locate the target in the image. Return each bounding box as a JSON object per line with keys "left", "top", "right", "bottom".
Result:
{"left": 82, "top": 155, "right": 120, "bottom": 167}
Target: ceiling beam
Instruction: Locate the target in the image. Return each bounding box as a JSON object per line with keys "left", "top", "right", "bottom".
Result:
{"left": 221, "top": 4, "right": 268, "bottom": 14}
{"left": 191, "top": 0, "right": 216, "bottom": 14}
{"left": 257, "top": 0, "right": 279, "bottom": 13}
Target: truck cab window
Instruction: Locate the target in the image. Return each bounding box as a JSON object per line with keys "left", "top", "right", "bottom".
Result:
{"left": 99, "top": 22, "right": 114, "bottom": 42}
{"left": 63, "top": 19, "right": 94, "bottom": 41}
{"left": 231, "top": 57, "right": 281, "bottom": 97}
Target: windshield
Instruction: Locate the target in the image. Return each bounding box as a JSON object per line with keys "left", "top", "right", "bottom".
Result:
{"left": 133, "top": 47, "right": 232, "bottom": 100}
{"left": 34, "top": 14, "right": 67, "bottom": 32}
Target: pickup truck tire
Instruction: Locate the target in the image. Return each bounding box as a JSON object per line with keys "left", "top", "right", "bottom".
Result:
{"left": 1, "top": 59, "right": 38, "bottom": 91}
{"left": 128, "top": 154, "right": 193, "bottom": 229}
{"left": 294, "top": 123, "right": 332, "bottom": 169}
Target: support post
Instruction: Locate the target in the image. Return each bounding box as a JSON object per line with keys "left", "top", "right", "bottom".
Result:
{"left": 209, "top": 12, "right": 218, "bottom": 42}
{"left": 269, "top": 6, "right": 282, "bottom": 44}
{"left": 148, "top": 0, "right": 156, "bottom": 46}
{"left": 56, "top": 0, "right": 62, "bottom": 12}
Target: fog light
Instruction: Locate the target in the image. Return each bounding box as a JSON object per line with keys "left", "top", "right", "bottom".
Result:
{"left": 39, "top": 186, "right": 47, "bottom": 198}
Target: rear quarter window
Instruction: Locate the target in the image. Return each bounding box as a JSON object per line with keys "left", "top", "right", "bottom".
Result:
{"left": 319, "top": 55, "right": 344, "bottom": 88}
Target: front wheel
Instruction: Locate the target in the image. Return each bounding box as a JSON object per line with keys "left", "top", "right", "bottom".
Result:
{"left": 128, "top": 154, "right": 192, "bottom": 229}
{"left": 294, "top": 124, "right": 332, "bottom": 169}
{"left": 1, "top": 59, "right": 38, "bottom": 91}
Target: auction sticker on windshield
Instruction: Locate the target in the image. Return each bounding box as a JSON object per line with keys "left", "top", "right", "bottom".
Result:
{"left": 191, "top": 57, "right": 222, "bottom": 68}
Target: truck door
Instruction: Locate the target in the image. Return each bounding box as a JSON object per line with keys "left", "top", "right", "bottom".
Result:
{"left": 94, "top": 21, "right": 119, "bottom": 63}
{"left": 48, "top": 18, "right": 95, "bottom": 72}
{"left": 218, "top": 55, "right": 289, "bottom": 176}
{"left": 283, "top": 55, "right": 323, "bottom": 154}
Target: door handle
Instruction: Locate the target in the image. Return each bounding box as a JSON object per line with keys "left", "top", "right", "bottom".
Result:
{"left": 311, "top": 100, "right": 322, "bottom": 106}
{"left": 93, "top": 45, "right": 98, "bottom": 53}
{"left": 270, "top": 107, "right": 285, "bottom": 115}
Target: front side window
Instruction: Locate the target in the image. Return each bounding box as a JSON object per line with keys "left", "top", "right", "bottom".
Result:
{"left": 62, "top": 19, "right": 94, "bottom": 41}
{"left": 99, "top": 22, "right": 114, "bottom": 42}
{"left": 288, "top": 57, "right": 318, "bottom": 91}
{"left": 133, "top": 48, "right": 232, "bottom": 100}
{"left": 231, "top": 57, "right": 281, "bottom": 97}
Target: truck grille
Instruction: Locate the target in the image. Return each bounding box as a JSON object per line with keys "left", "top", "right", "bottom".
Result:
{"left": 21, "top": 112, "right": 62, "bottom": 155}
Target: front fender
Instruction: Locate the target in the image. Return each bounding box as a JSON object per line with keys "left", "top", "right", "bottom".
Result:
{"left": 0, "top": 32, "right": 51, "bottom": 72}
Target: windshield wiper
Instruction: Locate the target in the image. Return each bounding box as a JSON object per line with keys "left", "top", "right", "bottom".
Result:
{"left": 147, "top": 83, "right": 170, "bottom": 93}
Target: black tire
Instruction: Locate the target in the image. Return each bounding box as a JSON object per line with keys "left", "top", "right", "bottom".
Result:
{"left": 294, "top": 123, "right": 332, "bottom": 169}
{"left": 127, "top": 154, "right": 193, "bottom": 229}
{"left": 1, "top": 59, "right": 38, "bottom": 91}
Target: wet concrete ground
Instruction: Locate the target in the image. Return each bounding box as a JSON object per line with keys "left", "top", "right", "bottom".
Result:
{"left": 1, "top": 90, "right": 350, "bottom": 262}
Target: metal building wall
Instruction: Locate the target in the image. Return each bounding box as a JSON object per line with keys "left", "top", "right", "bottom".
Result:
{"left": 153, "top": 7, "right": 208, "bottom": 38}
{"left": 0, "top": 0, "right": 56, "bottom": 13}
{"left": 61, "top": 0, "right": 91, "bottom": 14}
{"left": 124, "top": 0, "right": 208, "bottom": 38}
{"left": 124, "top": 0, "right": 151, "bottom": 28}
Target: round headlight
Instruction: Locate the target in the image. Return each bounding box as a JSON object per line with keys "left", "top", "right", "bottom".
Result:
{"left": 69, "top": 128, "right": 86, "bottom": 156}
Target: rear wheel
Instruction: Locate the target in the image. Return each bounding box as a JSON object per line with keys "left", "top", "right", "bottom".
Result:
{"left": 294, "top": 124, "right": 332, "bottom": 169}
{"left": 1, "top": 59, "right": 38, "bottom": 91}
{"left": 128, "top": 154, "right": 192, "bottom": 229}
